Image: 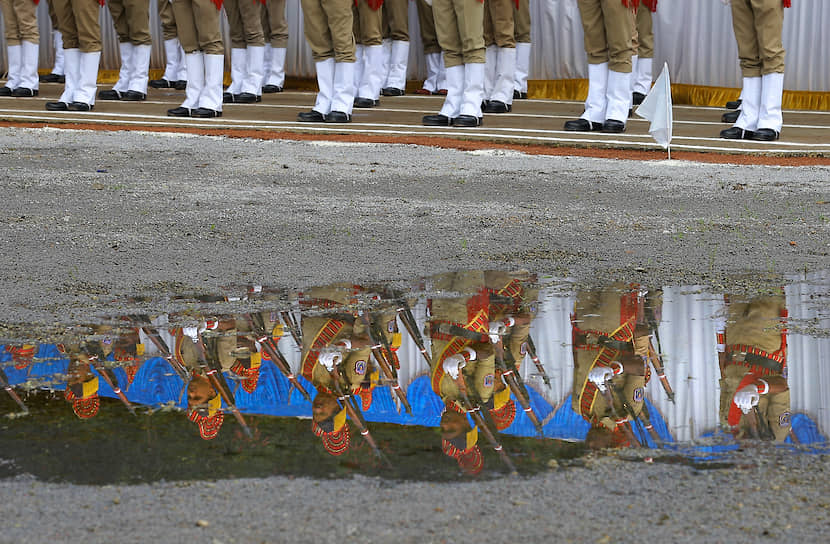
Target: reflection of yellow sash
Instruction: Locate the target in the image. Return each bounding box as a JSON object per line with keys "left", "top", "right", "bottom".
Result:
{"left": 301, "top": 319, "right": 346, "bottom": 379}
{"left": 430, "top": 308, "right": 488, "bottom": 393}
{"left": 576, "top": 319, "right": 634, "bottom": 419}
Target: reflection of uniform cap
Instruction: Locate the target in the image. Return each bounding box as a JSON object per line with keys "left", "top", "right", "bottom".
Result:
{"left": 489, "top": 385, "right": 516, "bottom": 431}
{"left": 188, "top": 394, "right": 224, "bottom": 440}
{"left": 231, "top": 352, "right": 262, "bottom": 393}
{"left": 6, "top": 345, "right": 36, "bottom": 370}
{"left": 312, "top": 406, "right": 350, "bottom": 456}
{"left": 442, "top": 425, "right": 483, "bottom": 475}
{"left": 64, "top": 376, "right": 100, "bottom": 419}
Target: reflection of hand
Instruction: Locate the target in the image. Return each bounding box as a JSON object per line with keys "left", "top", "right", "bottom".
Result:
{"left": 182, "top": 324, "right": 206, "bottom": 343}
{"left": 588, "top": 367, "right": 613, "bottom": 391}
{"left": 734, "top": 385, "right": 760, "bottom": 414}
{"left": 318, "top": 350, "right": 342, "bottom": 372}
{"left": 443, "top": 354, "right": 467, "bottom": 380}
{"left": 488, "top": 317, "right": 514, "bottom": 344}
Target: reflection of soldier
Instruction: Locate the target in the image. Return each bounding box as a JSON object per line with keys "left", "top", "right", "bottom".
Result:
{"left": 571, "top": 285, "right": 654, "bottom": 448}
{"left": 63, "top": 351, "right": 101, "bottom": 419}
{"left": 484, "top": 270, "right": 538, "bottom": 430}
{"left": 718, "top": 294, "right": 790, "bottom": 441}
{"left": 427, "top": 271, "right": 493, "bottom": 472}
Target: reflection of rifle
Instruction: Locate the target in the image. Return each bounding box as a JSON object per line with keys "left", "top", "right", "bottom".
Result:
{"left": 644, "top": 306, "right": 674, "bottom": 404}
{"left": 743, "top": 407, "right": 761, "bottom": 440}
{"left": 599, "top": 379, "right": 641, "bottom": 447}
{"left": 0, "top": 366, "right": 28, "bottom": 413}
{"left": 647, "top": 341, "right": 675, "bottom": 403}
{"left": 84, "top": 342, "right": 136, "bottom": 415}
{"left": 280, "top": 311, "right": 303, "bottom": 350}
{"left": 194, "top": 332, "right": 253, "bottom": 438}
{"left": 494, "top": 340, "right": 543, "bottom": 435}
{"left": 360, "top": 311, "right": 412, "bottom": 415}
{"left": 326, "top": 359, "right": 391, "bottom": 467}
{"left": 454, "top": 369, "right": 518, "bottom": 474}
{"left": 525, "top": 335, "right": 551, "bottom": 388}
{"left": 396, "top": 303, "right": 432, "bottom": 365}
{"left": 752, "top": 405, "right": 776, "bottom": 441}
{"left": 247, "top": 313, "right": 311, "bottom": 401}
{"left": 638, "top": 402, "right": 663, "bottom": 444}
{"left": 138, "top": 318, "right": 189, "bottom": 381}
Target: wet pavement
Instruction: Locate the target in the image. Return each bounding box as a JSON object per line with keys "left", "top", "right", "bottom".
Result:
{"left": 2, "top": 271, "right": 828, "bottom": 484}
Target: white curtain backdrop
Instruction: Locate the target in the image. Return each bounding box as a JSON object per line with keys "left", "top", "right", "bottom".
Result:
{"left": 1, "top": 0, "right": 826, "bottom": 92}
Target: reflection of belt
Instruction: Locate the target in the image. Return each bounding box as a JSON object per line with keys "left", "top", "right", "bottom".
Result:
{"left": 430, "top": 321, "right": 488, "bottom": 343}
{"left": 727, "top": 352, "right": 783, "bottom": 373}
{"left": 573, "top": 333, "right": 629, "bottom": 351}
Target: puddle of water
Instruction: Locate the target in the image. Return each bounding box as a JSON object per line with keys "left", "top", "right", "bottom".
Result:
{"left": 1, "top": 270, "right": 828, "bottom": 483}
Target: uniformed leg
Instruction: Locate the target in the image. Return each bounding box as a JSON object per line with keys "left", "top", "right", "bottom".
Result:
{"left": 2, "top": 45, "right": 22, "bottom": 93}
{"left": 17, "top": 40, "right": 41, "bottom": 95}
{"left": 381, "top": 0, "right": 409, "bottom": 95}
{"left": 512, "top": 0, "right": 530, "bottom": 98}
{"left": 564, "top": 61, "right": 607, "bottom": 131}
{"left": 263, "top": 0, "right": 287, "bottom": 92}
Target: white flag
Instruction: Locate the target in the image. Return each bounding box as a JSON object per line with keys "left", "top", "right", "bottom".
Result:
{"left": 636, "top": 62, "right": 673, "bottom": 150}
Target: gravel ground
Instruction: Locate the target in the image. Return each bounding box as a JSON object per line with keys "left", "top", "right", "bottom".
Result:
{"left": 1, "top": 127, "right": 829, "bottom": 541}
{"left": 1, "top": 452, "right": 828, "bottom": 544}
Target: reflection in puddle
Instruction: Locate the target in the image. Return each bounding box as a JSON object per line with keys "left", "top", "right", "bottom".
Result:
{"left": 1, "top": 270, "right": 829, "bottom": 482}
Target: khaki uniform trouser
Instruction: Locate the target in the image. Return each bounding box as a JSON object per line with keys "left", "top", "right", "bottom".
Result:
{"left": 416, "top": 0, "right": 440, "bottom": 54}
{"left": 171, "top": 0, "right": 223, "bottom": 54}
{"left": 225, "top": 0, "right": 265, "bottom": 48}
{"left": 382, "top": 0, "right": 408, "bottom": 41}
{"left": 483, "top": 0, "right": 514, "bottom": 48}
{"left": 632, "top": 3, "right": 652, "bottom": 58}
{"left": 433, "top": 0, "right": 485, "bottom": 68}
{"left": 353, "top": 1, "right": 383, "bottom": 46}
{"left": 263, "top": 0, "right": 288, "bottom": 48}
{"left": 731, "top": 0, "right": 785, "bottom": 77}
{"left": 1, "top": 0, "right": 39, "bottom": 44}
{"left": 158, "top": 0, "right": 177, "bottom": 41}
{"left": 578, "top": 0, "right": 635, "bottom": 72}
{"left": 513, "top": 0, "right": 529, "bottom": 43}
{"left": 301, "top": 0, "right": 355, "bottom": 62}
{"left": 49, "top": 0, "right": 59, "bottom": 29}
{"left": 52, "top": 0, "right": 101, "bottom": 51}
{"left": 107, "top": 0, "right": 152, "bottom": 45}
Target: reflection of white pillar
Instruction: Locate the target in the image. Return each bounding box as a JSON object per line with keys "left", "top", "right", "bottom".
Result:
{"left": 528, "top": 284, "right": 576, "bottom": 408}
{"left": 786, "top": 271, "right": 830, "bottom": 439}
{"left": 647, "top": 287, "right": 723, "bottom": 442}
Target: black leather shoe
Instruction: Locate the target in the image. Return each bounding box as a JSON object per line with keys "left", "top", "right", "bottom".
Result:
{"left": 0, "top": 87, "right": 12, "bottom": 96}
{"left": 234, "top": 92, "right": 258, "bottom": 104}
{"left": 564, "top": 118, "right": 602, "bottom": 132}
{"left": 98, "top": 89, "right": 122, "bottom": 100}
{"left": 297, "top": 110, "right": 326, "bottom": 122}
{"left": 354, "top": 97, "right": 376, "bottom": 108}
{"left": 381, "top": 87, "right": 405, "bottom": 97}
{"left": 453, "top": 114, "right": 481, "bottom": 127}
{"left": 632, "top": 92, "right": 646, "bottom": 106}
{"left": 11, "top": 88, "right": 37, "bottom": 97}
{"left": 223, "top": 92, "right": 235, "bottom": 103}
{"left": 720, "top": 126, "right": 754, "bottom": 139}
{"left": 726, "top": 99, "right": 742, "bottom": 110}
{"left": 167, "top": 106, "right": 192, "bottom": 117}
{"left": 721, "top": 110, "right": 740, "bottom": 124}
{"left": 601, "top": 119, "right": 626, "bottom": 133}
{"left": 149, "top": 78, "right": 174, "bottom": 89}
{"left": 324, "top": 111, "right": 351, "bottom": 123}
{"left": 748, "top": 128, "right": 779, "bottom": 141}
{"left": 483, "top": 100, "right": 511, "bottom": 113}
{"left": 45, "top": 101, "right": 69, "bottom": 111}
{"left": 513, "top": 90, "right": 528, "bottom": 99}
{"left": 191, "top": 107, "right": 222, "bottom": 118}
{"left": 262, "top": 84, "right": 283, "bottom": 93}
{"left": 174, "top": 80, "right": 187, "bottom": 90}
{"left": 422, "top": 114, "right": 451, "bottom": 126}
{"left": 122, "top": 90, "right": 146, "bottom": 101}
{"left": 68, "top": 102, "right": 93, "bottom": 111}
{"left": 40, "top": 73, "right": 65, "bottom": 83}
